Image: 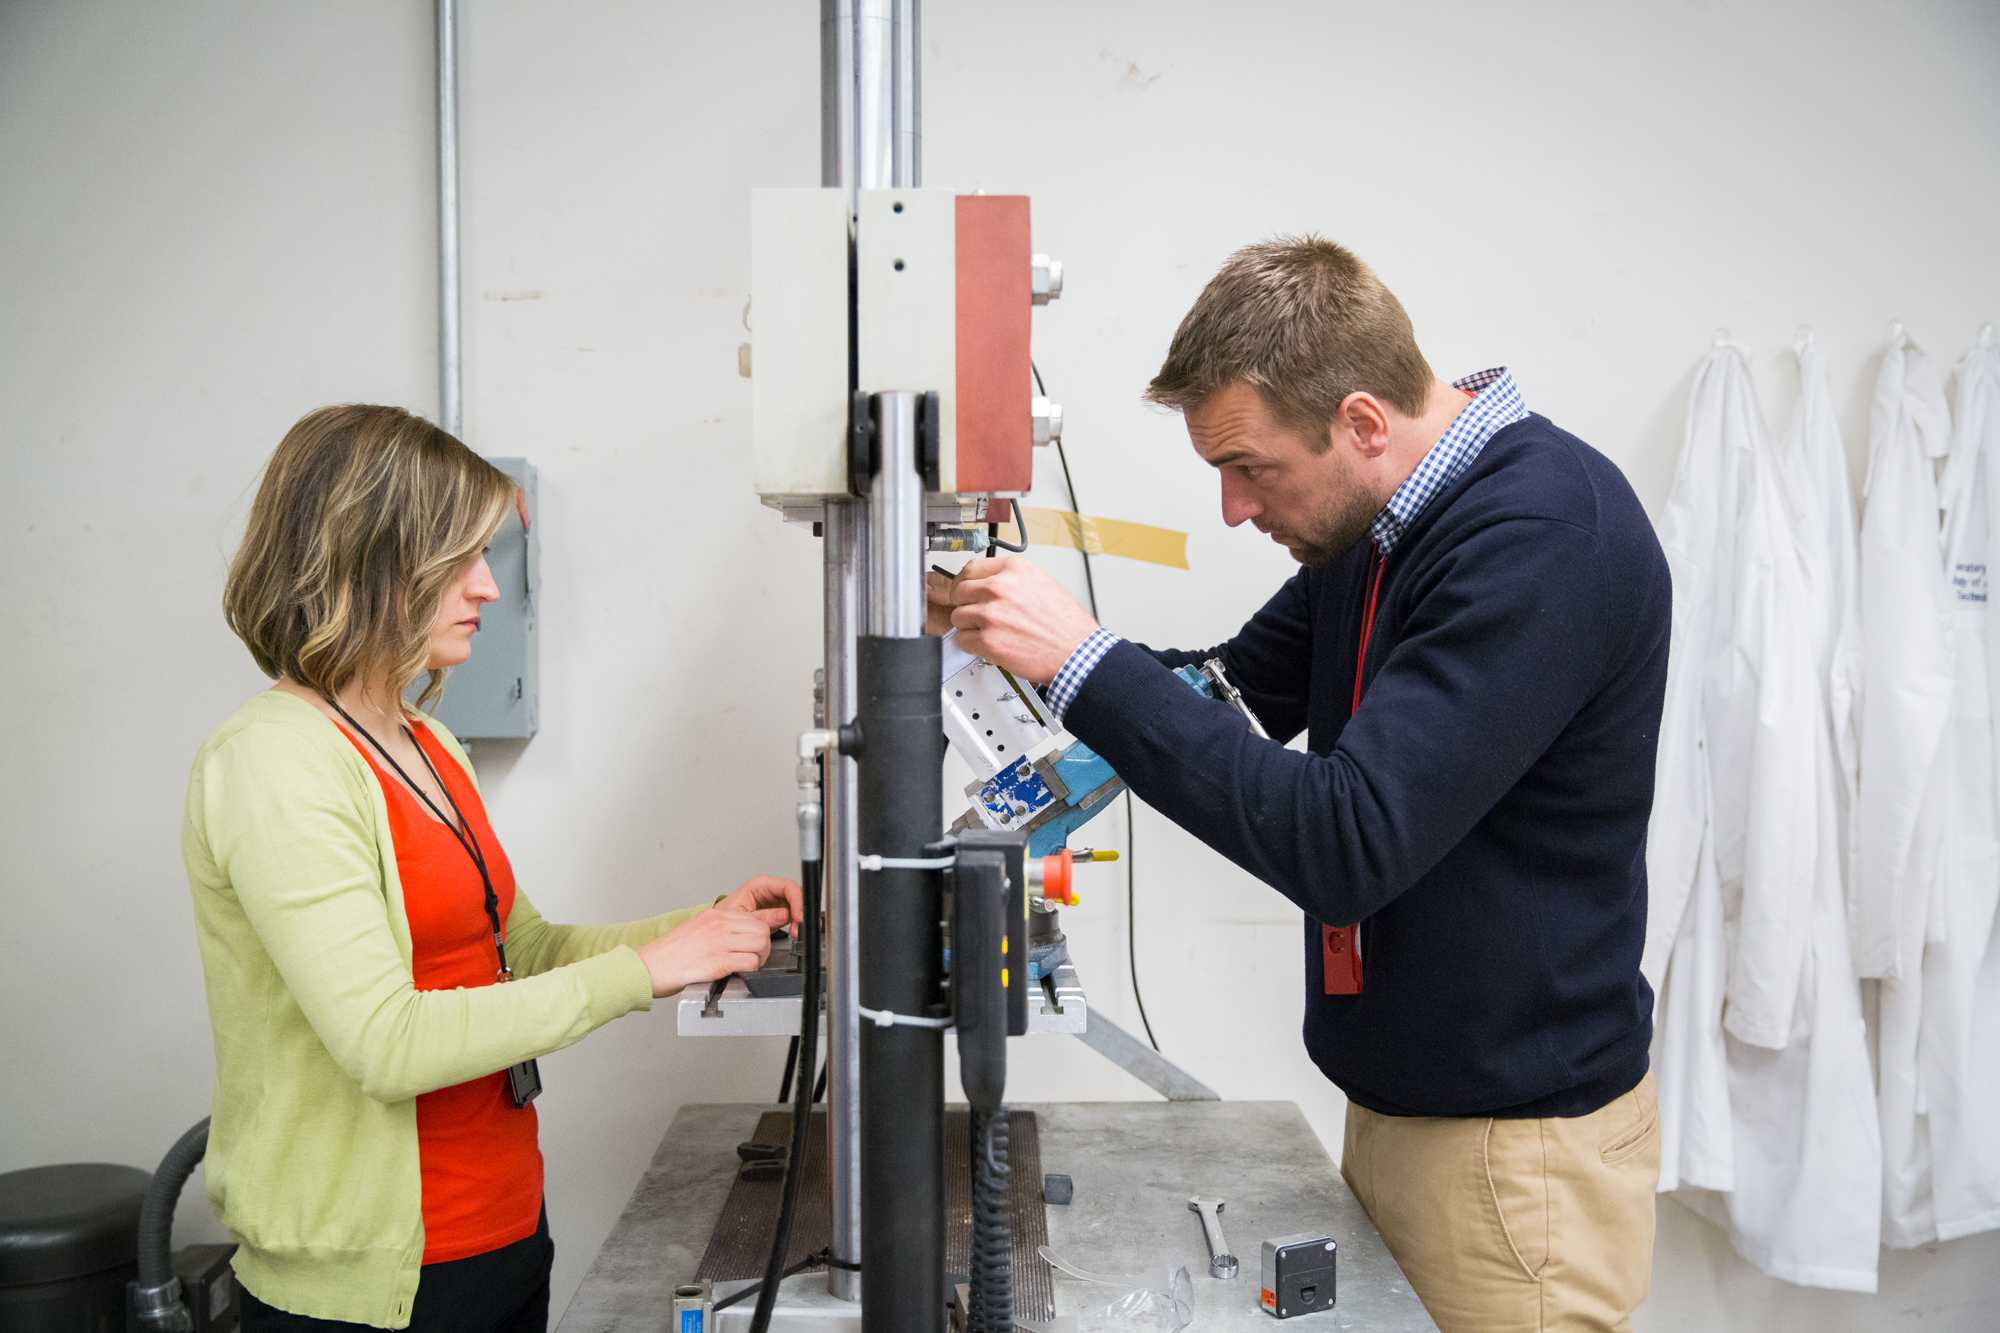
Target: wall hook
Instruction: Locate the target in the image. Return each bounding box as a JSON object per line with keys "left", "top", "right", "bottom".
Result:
{"left": 1886, "top": 320, "right": 1905, "bottom": 344}
{"left": 1794, "top": 325, "right": 1815, "bottom": 358}
{"left": 1980, "top": 322, "right": 1996, "bottom": 348}
{"left": 1712, "top": 327, "right": 1732, "bottom": 348}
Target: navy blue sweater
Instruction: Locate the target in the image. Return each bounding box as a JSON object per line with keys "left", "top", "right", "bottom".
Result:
{"left": 1067, "top": 414, "right": 1668, "bottom": 1118}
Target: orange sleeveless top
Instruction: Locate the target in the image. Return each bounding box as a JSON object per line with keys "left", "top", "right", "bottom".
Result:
{"left": 341, "top": 721, "right": 544, "bottom": 1263}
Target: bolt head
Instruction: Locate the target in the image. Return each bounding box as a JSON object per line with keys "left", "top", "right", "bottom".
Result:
{"left": 1031, "top": 254, "right": 1064, "bottom": 304}
{"left": 1031, "top": 396, "right": 1064, "bottom": 445}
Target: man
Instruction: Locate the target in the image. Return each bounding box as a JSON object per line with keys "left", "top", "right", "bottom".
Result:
{"left": 931, "top": 237, "right": 1667, "bottom": 1333}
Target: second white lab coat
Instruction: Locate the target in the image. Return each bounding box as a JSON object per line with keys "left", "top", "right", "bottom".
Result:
{"left": 1652, "top": 341, "right": 1882, "bottom": 1289}
{"left": 1721, "top": 338, "right": 1880, "bottom": 1288}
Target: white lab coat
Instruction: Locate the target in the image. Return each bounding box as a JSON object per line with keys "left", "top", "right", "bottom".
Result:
{"left": 1651, "top": 341, "right": 1882, "bottom": 1290}
{"left": 1792, "top": 336, "right": 1863, "bottom": 883}
{"left": 1874, "top": 330, "right": 2000, "bottom": 1246}
{"left": 1853, "top": 334, "right": 1955, "bottom": 981}
{"left": 1649, "top": 344, "right": 1751, "bottom": 1198}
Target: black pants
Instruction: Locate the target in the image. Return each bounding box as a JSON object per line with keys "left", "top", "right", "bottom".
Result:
{"left": 240, "top": 1209, "right": 553, "bottom": 1333}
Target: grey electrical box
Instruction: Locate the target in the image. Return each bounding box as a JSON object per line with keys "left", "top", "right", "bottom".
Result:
{"left": 419, "top": 457, "right": 539, "bottom": 740}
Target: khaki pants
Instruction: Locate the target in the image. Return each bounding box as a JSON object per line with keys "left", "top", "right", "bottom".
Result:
{"left": 1340, "top": 1073, "right": 1660, "bottom": 1333}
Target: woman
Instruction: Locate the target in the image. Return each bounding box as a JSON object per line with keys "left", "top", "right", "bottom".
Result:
{"left": 183, "top": 404, "right": 799, "bottom": 1331}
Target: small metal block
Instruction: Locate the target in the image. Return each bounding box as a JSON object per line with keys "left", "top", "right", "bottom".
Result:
{"left": 672, "top": 1281, "right": 712, "bottom": 1333}
{"left": 1043, "top": 1173, "right": 1073, "bottom": 1205}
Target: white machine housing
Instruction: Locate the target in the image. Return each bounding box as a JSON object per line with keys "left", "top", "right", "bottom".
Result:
{"left": 750, "top": 187, "right": 1036, "bottom": 503}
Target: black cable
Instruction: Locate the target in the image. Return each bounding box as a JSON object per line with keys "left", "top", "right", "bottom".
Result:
{"left": 778, "top": 1036, "right": 800, "bottom": 1104}
{"left": 966, "top": 1108, "right": 1014, "bottom": 1333}
{"left": 1030, "top": 361, "right": 1155, "bottom": 1051}
{"left": 1036, "top": 360, "right": 1099, "bottom": 623}
{"left": 1126, "top": 792, "right": 1160, "bottom": 1051}
{"left": 748, "top": 854, "right": 822, "bottom": 1333}
{"left": 714, "top": 1251, "right": 832, "bottom": 1313}
{"left": 987, "top": 502, "right": 1030, "bottom": 554}
{"left": 812, "top": 1055, "right": 827, "bottom": 1104}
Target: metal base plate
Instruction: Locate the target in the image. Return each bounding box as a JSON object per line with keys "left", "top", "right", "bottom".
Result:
{"left": 694, "top": 1109, "right": 1055, "bottom": 1322}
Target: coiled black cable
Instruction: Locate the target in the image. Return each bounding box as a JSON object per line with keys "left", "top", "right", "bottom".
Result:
{"left": 966, "top": 1106, "right": 1014, "bottom": 1333}
{"left": 748, "top": 852, "right": 822, "bottom": 1333}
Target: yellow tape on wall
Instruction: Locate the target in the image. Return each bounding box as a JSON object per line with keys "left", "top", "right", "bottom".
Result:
{"left": 1018, "top": 507, "right": 1190, "bottom": 570}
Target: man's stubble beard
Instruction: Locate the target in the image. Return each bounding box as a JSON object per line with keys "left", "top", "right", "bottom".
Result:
{"left": 1287, "top": 481, "right": 1383, "bottom": 568}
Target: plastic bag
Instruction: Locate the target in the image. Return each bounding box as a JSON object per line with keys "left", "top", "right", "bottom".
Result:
{"left": 1037, "top": 1245, "right": 1194, "bottom": 1333}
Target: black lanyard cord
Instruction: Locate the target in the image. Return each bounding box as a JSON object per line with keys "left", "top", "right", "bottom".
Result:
{"left": 328, "top": 698, "right": 512, "bottom": 981}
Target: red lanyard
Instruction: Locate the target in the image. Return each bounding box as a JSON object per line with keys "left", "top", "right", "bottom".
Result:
{"left": 1326, "top": 541, "right": 1385, "bottom": 997}
{"left": 1352, "top": 542, "right": 1387, "bottom": 714}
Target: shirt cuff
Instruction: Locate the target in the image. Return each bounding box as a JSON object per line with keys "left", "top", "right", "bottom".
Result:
{"left": 1043, "top": 628, "right": 1123, "bottom": 725}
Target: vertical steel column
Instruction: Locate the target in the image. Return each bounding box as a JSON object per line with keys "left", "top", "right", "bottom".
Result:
{"left": 435, "top": 0, "right": 462, "bottom": 437}
{"left": 869, "top": 396, "right": 926, "bottom": 636}
{"left": 826, "top": 0, "right": 917, "bottom": 1305}
{"left": 819, "top": 498, "right": 865, "bottom": 1305}
{"left": 822, "top": 0, "right": 924, "bottom": 1312}
{"left": 893, "top": 0, "right": 920, "bottom": 188}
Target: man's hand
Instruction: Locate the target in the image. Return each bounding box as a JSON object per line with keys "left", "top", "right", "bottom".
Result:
{"left": 929, "top": 555, "right": 1101, "bottom": 683}
{"left": 925, "top": 569, "right": 958, "bottom": 637}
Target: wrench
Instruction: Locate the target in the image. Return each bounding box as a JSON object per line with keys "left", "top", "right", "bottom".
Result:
{"left": 1187, "top": 1195, "right": 1238, "bottom": 1279}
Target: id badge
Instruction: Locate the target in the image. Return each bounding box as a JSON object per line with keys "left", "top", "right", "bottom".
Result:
{"left": 1322, "top": 923, "right": 1362, "bottom": 995}
{"left": 508, "top": 1058, "right": 543, "bottom": 1108}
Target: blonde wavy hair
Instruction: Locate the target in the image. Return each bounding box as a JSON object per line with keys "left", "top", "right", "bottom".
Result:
{"left": 225, "top": 405, "right": 516, "bottom": 711}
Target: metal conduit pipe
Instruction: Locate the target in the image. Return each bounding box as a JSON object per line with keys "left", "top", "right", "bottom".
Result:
{"left": 436, "top": 0, "right": 462, "bottom": 437}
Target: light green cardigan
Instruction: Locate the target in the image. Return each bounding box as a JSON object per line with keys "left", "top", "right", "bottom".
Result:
{"left": 182, "top": 691, "right": 704, "bottom": 1328}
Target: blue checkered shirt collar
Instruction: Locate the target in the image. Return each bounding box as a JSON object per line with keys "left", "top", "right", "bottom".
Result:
{"left": 1369, "top": 367, "right": 1527, "bottom": 556}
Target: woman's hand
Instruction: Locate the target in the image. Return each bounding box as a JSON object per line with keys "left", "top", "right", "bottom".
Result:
{"left": 634, "top": 875, "right": 805, "bottom": 999}
{"left": 717, "top": 873, "right": 805, "bottom": 928}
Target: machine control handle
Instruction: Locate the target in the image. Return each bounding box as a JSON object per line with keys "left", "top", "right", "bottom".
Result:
{"left": 951, "top": 847, "right": 1012, "bottom": 1114}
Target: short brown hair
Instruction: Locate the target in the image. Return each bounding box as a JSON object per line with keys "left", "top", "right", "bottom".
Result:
{"left": 1144, "top": 236, "right": 1434, "bottom": 448}
{"left": 224, "top": 405, "right": 515, "bottom": 710}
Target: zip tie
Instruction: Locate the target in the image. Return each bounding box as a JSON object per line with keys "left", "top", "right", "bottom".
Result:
{"left": 858, "top": 1005, "right": 954, "bottom": 1030}
{"left": 858, "top": 854, "right": 957, "bottom": 871}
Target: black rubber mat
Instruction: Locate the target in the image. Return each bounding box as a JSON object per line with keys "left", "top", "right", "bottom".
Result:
{"left": 694, "top": 1108, "right": 1054, "bottom": 1321}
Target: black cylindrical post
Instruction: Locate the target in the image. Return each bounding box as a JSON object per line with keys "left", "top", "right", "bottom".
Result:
{"left": 856, "top": 633, "right": 943, "bottom": 1333}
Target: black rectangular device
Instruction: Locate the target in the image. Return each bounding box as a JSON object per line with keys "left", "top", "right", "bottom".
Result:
{"left": 1260, "top": 1232, "right": 1336, "bottom": 1319}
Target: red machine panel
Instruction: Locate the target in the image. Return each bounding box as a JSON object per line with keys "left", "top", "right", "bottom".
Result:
{"left": 954, "top": 195, "right": 1033, "bottom": 494}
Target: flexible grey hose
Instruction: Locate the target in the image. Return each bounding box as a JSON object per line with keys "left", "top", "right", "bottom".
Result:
{"left": 132, "top": 1117, "right": 210, "bottom": 1332}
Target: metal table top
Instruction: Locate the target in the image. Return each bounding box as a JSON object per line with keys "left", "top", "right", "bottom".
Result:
{"left": 558, "top": 1100, "right": 1436, "bottom": 1333}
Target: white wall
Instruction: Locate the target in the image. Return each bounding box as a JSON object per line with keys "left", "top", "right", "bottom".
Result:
{"left": 4, "top": 1, "right": 1997, "bottom": 1328}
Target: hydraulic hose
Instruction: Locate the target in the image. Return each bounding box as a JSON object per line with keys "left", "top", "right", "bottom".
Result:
{"left": 967, "top": 1107, "right": 1013, "bottom": 1333}
{"left": 750, "top": 751, "right": 826, "bottom": 1333}
{"left": 133, "top": 1116, "right": 210, "bottom": 1332}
